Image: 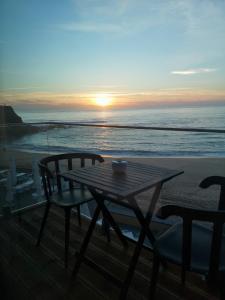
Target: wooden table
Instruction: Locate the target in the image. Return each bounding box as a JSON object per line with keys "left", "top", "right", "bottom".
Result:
{"left": 61, "top": 161, "right": 183, "bottom": 299}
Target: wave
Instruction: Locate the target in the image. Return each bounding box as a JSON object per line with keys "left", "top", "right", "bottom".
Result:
{"left": 6, "top": 143, "right": 225, "bottom": 157}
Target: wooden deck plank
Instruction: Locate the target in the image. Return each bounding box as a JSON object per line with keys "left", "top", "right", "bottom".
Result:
{"left": 20, "top": 208, "right": 220, "bottom": 299}
{"left": 0, "top": 207, "right": 219, "bottom": 300}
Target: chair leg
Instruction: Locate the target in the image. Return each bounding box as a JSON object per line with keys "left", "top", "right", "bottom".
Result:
{"left": 77, "top": 205, "right": 81, "bottom": 226}
{"left": 181, "top": 266, "right": 186, "bottom": 285}
{"left": 219, "top": 272, "right": 225, "bottom": 300}
{"left": 65, "top": 207, "right": 71, "bottom": 268}
{"left": 36, "top": 202, "right": 51, "bottom": 246}
{"left": 102, "top": 215, "right": 111, "bottom": 242}
{"left": 149, "top": 253, "right": 160, "bottom": 299}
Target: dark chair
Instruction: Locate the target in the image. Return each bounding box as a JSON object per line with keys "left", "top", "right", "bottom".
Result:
{"left": 150, "top": 176, "right": 225, "bottom": 299}
{"left": 36, "top": 152, "right": 104, "bottom": 267}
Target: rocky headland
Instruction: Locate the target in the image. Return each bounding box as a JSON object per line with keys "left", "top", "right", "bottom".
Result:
{"left": 0, "top": 105, "right": 39, "bottom": 140}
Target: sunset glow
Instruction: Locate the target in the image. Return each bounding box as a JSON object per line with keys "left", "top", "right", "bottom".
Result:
{"left": 94, "top": 95, "right": 112, "bottom": 107}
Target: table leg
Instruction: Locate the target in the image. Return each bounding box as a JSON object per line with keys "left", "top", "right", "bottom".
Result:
{"left": 102, "top": 212, "right": 111, "bottom": 242}
{"left": 128, "top": 183, "right": 162, "bottom": 245}
{"left": 132, "top": 206, "right": 156, "bottom": 245}
{"left": 72, "top": 205, "right": 101, "bottom": 278}
{"left": 120, "top": 184, "right": 162, "bottom": 299}
{"left": 119, "top": 228, "right": 146, "bottom": 299}
{"left": 90, "top": 190, "right": 128, "bottom": 247}
{"left": 99, "top": 201, "right": 128, "bottom": 247}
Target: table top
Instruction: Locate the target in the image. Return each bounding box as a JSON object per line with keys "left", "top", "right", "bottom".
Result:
{"left": 60, "top": 161, "right": 183, "bottom": 199}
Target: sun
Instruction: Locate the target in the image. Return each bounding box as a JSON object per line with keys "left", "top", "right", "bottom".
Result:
{"left": 94, "top": 94, "right": 112, "bottom": 107}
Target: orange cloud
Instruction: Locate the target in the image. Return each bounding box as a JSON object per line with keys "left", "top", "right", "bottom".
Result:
{"left": 0, "top": 88, "right": 225, "bottom": 110}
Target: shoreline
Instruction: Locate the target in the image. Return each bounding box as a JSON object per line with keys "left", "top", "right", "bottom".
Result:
{"left": 1, "top": 147, "right": 225, "bottom": 166}
{"left": 2, "top": 146, "right": 225, "bottom": 160}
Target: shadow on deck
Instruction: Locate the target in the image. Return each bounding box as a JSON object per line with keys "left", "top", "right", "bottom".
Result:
{"left": 0, "top": 206, "right": 219, "bottom": 300}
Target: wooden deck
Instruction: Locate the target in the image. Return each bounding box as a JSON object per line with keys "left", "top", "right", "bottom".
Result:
{"left": 0, "top": 206, "right": 220, "bottom": 300}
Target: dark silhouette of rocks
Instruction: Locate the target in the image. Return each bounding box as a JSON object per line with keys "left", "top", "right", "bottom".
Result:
{"left": 0, "top": 105, "right": 23, "bottom": 124}
{"left": 0, "top": 105, "right": 39, "bottom": 140}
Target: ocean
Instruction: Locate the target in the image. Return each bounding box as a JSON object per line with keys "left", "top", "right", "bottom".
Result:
{"left": 4, "top": 105, "right": 225, "bottom": 157}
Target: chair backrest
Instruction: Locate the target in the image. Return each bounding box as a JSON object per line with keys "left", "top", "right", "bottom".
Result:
{"left": 199, "top": 176, "right": 225, "bottom": 210}
{"left": 38, "top": 152, "right": 104, "bottom": 200}
{"left": 157, "top": 205, "right": 225, "bottom": 282}
{"left": 157, "top": 176, "right": 225, "bottom": 282}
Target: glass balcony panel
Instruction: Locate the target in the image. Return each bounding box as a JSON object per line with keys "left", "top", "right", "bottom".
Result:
{"left": 0, "top": 123, "right": 46, "bottom": 217}
{"left": 1, "top": 121, "right": 224, "bottom": 218}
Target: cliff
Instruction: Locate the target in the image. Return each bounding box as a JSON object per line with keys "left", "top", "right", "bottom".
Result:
{"left": 0, "top": 105, "right": 23, "bottom": 124}
{"left": 0, "top": 105, "right": 39, "bottom": 140}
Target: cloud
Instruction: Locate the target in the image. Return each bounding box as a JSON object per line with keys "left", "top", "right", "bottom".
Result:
{"left": 171, "top": 68, "right": 217, "bottom": 75}
{"left": 59, "top": 22, "right": 122, "bottom": 33}
{"left": 1, "top": 87, "right": 225, "bottom": 111}
{"left": 59, "top": 1, "right": 172, "bottom": 35}
{"left": 60, "top": 0, "right": 225, "bottom": 38}
{"left": 0, "top": 86, "right": 41, "bottom": 91}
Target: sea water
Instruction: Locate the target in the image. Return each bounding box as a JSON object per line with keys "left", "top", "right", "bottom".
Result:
{"left": 4, "top": 105, "right": 225, "bottom": 157}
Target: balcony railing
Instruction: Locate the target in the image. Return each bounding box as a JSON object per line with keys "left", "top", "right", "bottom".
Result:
{"left": 1, "top": 122, "right": 225, "bottom": 218}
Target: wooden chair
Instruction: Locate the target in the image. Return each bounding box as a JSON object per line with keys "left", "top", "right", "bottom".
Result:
{"left": 36, "top": 152, "right": 104, "bottom": 267}
{"left": 150, "top": 176, "right": 225, "bottom": 299}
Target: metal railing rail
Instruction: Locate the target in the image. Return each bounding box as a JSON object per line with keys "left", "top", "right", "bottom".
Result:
{"left": 1, "top": 122, "right": 225, "bottom": 134}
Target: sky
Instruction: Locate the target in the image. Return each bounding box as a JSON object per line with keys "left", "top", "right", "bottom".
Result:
{"left": 0, "top": 0, "right": 225, "bottom": 111}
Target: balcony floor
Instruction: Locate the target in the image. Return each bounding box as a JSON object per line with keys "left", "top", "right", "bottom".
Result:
{"left": 0, "top": 206, "right": 220, "bottom": 300}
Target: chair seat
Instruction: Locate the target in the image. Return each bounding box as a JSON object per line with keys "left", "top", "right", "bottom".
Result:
{"left": 50, "top": 187, "right": 93, "bottom": 207}
{"left": 154, "top": 222, "right": 225, "bottom": 274}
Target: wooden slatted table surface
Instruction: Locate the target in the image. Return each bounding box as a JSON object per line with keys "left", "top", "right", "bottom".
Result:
{"left": 61, "top": 161, "right": 183, "bottom": 199}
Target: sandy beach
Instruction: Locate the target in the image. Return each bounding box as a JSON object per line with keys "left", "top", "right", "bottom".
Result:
{"left": 1, "top": 148, "right": 224, "bottom": 212}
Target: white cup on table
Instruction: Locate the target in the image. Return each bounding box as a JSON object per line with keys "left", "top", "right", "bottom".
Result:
{"left": 112, "top": 160, "right": 128, "bottom": 174}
